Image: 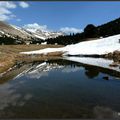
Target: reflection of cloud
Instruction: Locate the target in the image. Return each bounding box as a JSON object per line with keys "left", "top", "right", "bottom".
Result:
{"left": 24, "top": 94, "right": 32, "bottom": 100}
{"left": 93, "top": 106, "right": 119, "bottom": 118}
{"left": 18, "top": 94, "right": 32, "bottom": 107}
{"left": 0, "top": 83, "right": 20, "bottom": 110}
{"left": 0, "top": 82, "right": 32, "bottom": 111}
{"left": 62, "top": 67, "right": 80, "bottom": 73}
{"left": 26, "top": 70, "right": 48, "bottom": 79}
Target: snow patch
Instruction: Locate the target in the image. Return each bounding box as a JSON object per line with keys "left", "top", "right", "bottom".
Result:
{"left": 20, "top": 34, "right": 120, "bottom": 56}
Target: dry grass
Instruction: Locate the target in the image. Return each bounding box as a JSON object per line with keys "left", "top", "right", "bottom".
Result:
{"left": 0, "top": 44, "right": 64, "bottom": 73}
{"left": 0, "top": 44, "right": 63, "bottom": 54}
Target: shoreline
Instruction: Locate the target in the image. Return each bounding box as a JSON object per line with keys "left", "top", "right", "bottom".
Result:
{"left": 0, "top": 45, "right": 63, "bottom": 75}
{"left": 0, "top": 45, "right": 120, "bottom": 76}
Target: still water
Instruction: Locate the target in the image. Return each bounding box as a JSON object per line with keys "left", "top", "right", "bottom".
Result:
{"left": 0, "top": 59, "right": 120, "bottom": 118}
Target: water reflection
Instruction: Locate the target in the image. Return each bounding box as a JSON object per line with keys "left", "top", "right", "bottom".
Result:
{"left": 0, "top": 82, "right": 32, "bottom": 111}
{"left": 85, "top": 66, "right": 99, "bottom": 79}
{"left": 0, "top": 59, "right": 120, "bottom": 118}
{"left": 93, "top": 106, "right": 119, "bottom": 118}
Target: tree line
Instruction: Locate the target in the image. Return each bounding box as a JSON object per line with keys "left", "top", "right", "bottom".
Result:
{"left": 1, "top": 17, "right": 120, "bottom": 45}
{"left": 46, "top": 17, "right": 120, "bottom": 45}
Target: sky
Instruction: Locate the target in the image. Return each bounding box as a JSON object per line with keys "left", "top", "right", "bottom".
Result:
{"left": 0, "top": 1, "right": 120, "bottom": 34}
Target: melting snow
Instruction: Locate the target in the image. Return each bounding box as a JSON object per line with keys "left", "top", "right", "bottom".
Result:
{"left": 20, "top": 34, "right": 120, "bottom": 55}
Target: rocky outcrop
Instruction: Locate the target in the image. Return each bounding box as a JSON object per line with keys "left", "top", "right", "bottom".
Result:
{"left": 104, "top": 50, "right": 120, "bottom": 67}
{"left": 104, "top": 50, "right": 120, "bottom": 63}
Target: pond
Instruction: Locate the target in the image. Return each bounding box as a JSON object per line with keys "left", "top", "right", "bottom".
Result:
{"left": 0, "top": 58, "right": 120, "bottom": 118}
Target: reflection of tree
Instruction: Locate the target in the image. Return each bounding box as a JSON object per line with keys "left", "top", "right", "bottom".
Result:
{"left": 85, "top": 66, "right": 99, "bottom": 79}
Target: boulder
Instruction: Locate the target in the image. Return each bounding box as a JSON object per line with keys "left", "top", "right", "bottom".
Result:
{"left": 109, "top": 62, "right": 119, "bottom": 67}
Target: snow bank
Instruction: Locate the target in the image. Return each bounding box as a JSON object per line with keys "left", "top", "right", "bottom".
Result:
{"left": 20, "top": 34, "right": 120, "bottom": 55}
{"left": 21, "top": 47, "right": 64, "bottom": 55}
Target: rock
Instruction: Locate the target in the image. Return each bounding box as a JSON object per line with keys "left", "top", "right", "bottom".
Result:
{"left": 105, "top": 50, "right": 120, "bottom": 63}
{"left": 113, "top": 51, "right": 120, "bottom": 63}
{"left": 109, "top": 62, "right": 119, "bottom": 67}
{"left": 107, "top": 52, "right": 113, "bottom": 58}
{"left": 113, "top": 50, "right": 120, "bottom": 55}
{"left": 103, "top": 76, "right": 109, "bottom": 80}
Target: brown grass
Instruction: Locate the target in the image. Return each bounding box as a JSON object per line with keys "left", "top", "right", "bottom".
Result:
{"left": 0, "top": 44, "right": 64, "bottom": 73}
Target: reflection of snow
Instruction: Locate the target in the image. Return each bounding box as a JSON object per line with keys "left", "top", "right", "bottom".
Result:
{"left": 64, "top": 57, "right": 120, "bottom": 72}
{"left": 62, "top": 67, "right": 80, "bottom": 73}
{"left": 15, "top": 62, "right": 64, "bottom": 79}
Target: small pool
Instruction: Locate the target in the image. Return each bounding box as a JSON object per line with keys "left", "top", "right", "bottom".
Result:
{"left": 0, "top": 59, "right": 120, "bottom": 118}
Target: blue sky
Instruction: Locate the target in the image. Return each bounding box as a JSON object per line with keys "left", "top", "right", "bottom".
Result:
{"left": 0, "top": 1, "right": 120, "bottom": 33}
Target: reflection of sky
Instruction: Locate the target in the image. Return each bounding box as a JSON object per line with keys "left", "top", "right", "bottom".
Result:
{"left": 0, "top": 80, "right": 32, "bottom": 111}
{"left": 0, "top": 62, "right": 65, "bottom": 112}
{"left": 0, "top": 61, "right": 120, "bottom": 118}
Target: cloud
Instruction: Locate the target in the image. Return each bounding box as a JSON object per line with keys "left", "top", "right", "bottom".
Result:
{"left": 0, "top": 7, "right": 11, "bottom": 15}
{"left": 16, "top": 18, "right": 21, "bottom": 22}
{"left": 0, "top": 1, "right": 29, "bottom": 21}
{"left": 23, "top": 23, "right": 49, "bottom": 32}
{"left": 19, "top": 2, "right": 29, "bottom": 8}
{"left": 0, "top": 2, "right": 16, "bottom": 9}
{"left": 0, "top": 2, "right": 16, "bottom": 21}
{"left": 60, "top": 27, "right": 83, "bottom": 34}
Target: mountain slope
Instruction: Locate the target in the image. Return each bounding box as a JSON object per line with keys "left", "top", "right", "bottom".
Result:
{"left": 0, "top": 21, "right": 31, "bottom": 40}
{"left": 24, "top": 27, "right": 64, "bottom": 40}
{"left": 0, "top": 21, "right": 64, "bottom": 44}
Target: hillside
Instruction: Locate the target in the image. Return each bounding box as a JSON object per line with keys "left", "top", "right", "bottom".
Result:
{"left": 0, "top": 21, "right": 31, "bottom": 40}
{"left": 0, "top": 21, "right": 64, "bottom": 44}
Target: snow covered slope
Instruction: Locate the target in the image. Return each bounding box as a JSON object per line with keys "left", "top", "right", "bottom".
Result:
{"left": 24, "top": 28, "right": 64, "bottom": 40}
{"left": 21, "top": 34, "right": 120, "bottom": 55}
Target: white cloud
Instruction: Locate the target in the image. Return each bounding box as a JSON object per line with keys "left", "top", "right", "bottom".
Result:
{"left": 23, "top": 23, "right": 49, "bottom": 32}
{"left": 0, "top": 2, "right": 16, "bottom": 9}
{"left": 0, "top": 2, "right": 16, "bottom": 21}
{"left": 19, "top": 2, "right": 29, "bottom": 8}
{"left": 16, "top": 18, "right": 21, "bottom": 22}
{"left": 60, "top": 27, "right": 83, "bottom": 34}
{"left": 0, "top": 7, "right": 11, "bottom": 15}
{"left": 0, "top": 1, "right": 29, "bottom": 21}
{"left": 0, "top": 14, "right": 9, "bottom": 21}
